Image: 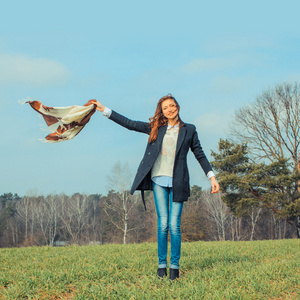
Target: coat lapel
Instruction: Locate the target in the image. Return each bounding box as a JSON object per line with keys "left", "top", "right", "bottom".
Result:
{"left": 176, "top": 125, "right": 187, "bottom": 156}
{"left": 157, "top": 125, "right": 168, "bottom": 144}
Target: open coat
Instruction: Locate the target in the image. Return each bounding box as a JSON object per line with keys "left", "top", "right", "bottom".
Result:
{"left": 109, "top": 110, "right": 213, "bottom": 205}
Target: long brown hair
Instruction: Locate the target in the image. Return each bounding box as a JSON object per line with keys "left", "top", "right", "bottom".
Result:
{"left": 148, "top": 94, "right": 184, "bottom": 143}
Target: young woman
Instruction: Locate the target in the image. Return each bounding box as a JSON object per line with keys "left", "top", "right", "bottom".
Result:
{"left": 92, "top": 94, "right": 219, "bottom": 280}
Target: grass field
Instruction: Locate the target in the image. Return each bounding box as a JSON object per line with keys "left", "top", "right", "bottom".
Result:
{"left": 0, "top": 239, "right": 299, "bottom": 299}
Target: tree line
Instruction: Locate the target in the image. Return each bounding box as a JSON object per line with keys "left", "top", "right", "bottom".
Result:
{"left": 0, "top": 186, "right": 297, "bottom": 248}
{"left": 1, "top": 82, "right": 300, "bottom": 248}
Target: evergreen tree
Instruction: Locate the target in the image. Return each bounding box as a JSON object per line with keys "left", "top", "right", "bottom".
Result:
{"left": 211, "top": 139, "right": 300, "bottom": 236}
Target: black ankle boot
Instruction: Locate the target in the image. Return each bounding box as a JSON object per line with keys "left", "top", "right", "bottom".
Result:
{"left": 157, "top": 268, "right": 167, "bottom": 278}
{"left": 169, "top": 268, "right": 179, "bottom": 280}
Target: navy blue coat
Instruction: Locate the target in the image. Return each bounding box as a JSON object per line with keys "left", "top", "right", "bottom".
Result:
{"left": 109, "top": 110, "right": 213, "bottom": 204}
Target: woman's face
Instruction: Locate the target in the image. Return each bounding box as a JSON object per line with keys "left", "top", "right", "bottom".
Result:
{"left": 161, "top": 99, "right": 178, "bottom": 121}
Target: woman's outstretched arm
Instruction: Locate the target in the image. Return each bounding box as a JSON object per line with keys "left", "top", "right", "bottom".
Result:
{"left": 91, "top": 100, "right": 151, "bottom": 134}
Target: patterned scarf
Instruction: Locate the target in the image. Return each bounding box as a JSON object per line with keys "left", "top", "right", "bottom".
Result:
{"left": 27, "top": 100, "right": 97, "bottom": 142}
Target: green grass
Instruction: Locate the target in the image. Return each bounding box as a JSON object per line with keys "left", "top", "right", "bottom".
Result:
{"left": 0, "top": 239, "right": 299, "bottom": 299}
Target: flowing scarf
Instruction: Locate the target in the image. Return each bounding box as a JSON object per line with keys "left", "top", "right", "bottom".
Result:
{"left": 27, "top": 99, "right": 97, "bottom": 142}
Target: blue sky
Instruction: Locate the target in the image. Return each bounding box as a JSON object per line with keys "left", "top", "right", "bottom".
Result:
{"left": 1, "top": 0, "right": 300, "bottom": 197}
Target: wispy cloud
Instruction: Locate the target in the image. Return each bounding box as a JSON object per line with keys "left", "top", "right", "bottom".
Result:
{"left": 181, "top": 55, "right": 245, "bottom": 73}
{"left": 0, "top": 54, "right": 71, "bottom": 86}
{"left": 194, "top": 110, "right": 233, "bottom": 139}
{"left": 202, "top": 36, "right": 273, "bottom": 53}
{"left": 181, "top": 36, "right": 272, "bottom": 74}
{"left": 210, "top": 75, "right": 253, "bottom": 95}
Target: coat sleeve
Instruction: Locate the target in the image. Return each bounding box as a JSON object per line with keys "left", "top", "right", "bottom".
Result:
{"left": 109, "top": 110, "right": 151, "bottom": 134}
{"left": 190, "top": 128, "right": 213, "bottom": 175}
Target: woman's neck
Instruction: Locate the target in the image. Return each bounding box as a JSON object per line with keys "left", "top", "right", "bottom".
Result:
{"left": 168, "top": 117, "right": 179, "bottom": 127}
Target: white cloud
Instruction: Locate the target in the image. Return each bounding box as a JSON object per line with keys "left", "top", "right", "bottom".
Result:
{"left": 0, "top": 54, "right": 71, "bottom": 86}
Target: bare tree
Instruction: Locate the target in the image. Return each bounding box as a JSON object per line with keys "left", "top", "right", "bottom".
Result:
{"left": 33, "top": 194, "right": 62, "bottom": 246}
{"left": 202, "top": 191, "right": 230, "bottom": 241}
{"left": 248, "top": 206, "right": 262, "bottom": 241}
{"left": 17, "top": 197, "right": 31, "bottom": 241}
{"left": 60, "top": 193, "right": 90, "bottom": 243}
{"left": 45, "top": 194, "right": 61, "bottom": 246}
{"left": 231, "top": 82, "right": 300, "bottom": 169}
{"left": 16, "top": 190, "right": 40, "bottom": 243}
{"left": 103, "top": 161, "right": 140, "bottom": 244}
{"left": 33, "top": 197, "right": 50, "bottom": 245}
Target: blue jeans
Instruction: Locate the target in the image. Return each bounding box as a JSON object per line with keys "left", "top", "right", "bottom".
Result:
{"left": 153, "top": 182, "right": 184, "bottom": 269}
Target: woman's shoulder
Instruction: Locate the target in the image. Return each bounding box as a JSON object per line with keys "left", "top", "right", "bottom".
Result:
{"left": 182, "top": 122, "right": 196, "bottom": 131}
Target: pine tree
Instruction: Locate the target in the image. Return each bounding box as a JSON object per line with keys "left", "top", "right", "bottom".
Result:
{"left": 211, "top": 139, "right": 300, "bottom": 237}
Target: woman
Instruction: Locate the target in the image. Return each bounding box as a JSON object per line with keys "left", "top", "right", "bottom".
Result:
{"left": 92, "top": 94, "right": 219, "bottom": 280}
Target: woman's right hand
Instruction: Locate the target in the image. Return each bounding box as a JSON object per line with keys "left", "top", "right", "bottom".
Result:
{"left": 91, "top": 100, "right": 105, "bottom": 112}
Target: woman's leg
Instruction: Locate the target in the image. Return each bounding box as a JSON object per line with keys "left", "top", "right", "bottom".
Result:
{"left": 153, "top": 182, "right": 170, "bottom": 269}
{"left": 169, "top": 188, "right": 183, "bottom": 270}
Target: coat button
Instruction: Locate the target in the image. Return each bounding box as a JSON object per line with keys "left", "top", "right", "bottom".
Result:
{"left": 148, "top": 152, "right": 151, "bottom": 155}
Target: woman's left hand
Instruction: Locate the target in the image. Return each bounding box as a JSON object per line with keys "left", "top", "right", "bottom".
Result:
{"left": 210, "top": 177, "right": 219, "bottom": 194}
